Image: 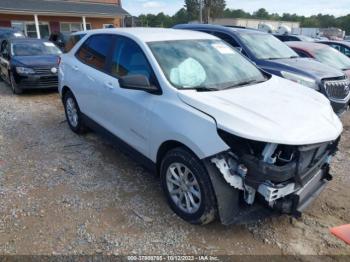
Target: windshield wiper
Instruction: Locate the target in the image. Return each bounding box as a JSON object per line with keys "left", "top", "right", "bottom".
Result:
{"left": 265, "top": 57, "right": 281, "bottom": 60}
{"left": 265, "top": 56, "right": 298, "bottom": 60}
{"left": 190, "top": 86, "right": 220, "bottom": 92}
{"left": 223, "top": 79, "right": 265, "bottom": 90}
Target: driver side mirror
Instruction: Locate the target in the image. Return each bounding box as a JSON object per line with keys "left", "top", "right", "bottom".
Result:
{"left": 119, "top": 75, "right": 160, "bottom": 94}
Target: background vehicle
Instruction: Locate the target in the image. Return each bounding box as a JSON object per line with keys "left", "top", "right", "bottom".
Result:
{"left": 317, "top": 40, "right": 350, "bottom": 58}
{"left": 274, "top": 34, "right": 315, "bottom": 42}
{"left": 49, "top": 31, "right": 86, "bottom": 53}
{"left": 0, "top": 27, "right": 25, "bottom": 45}
{"left": 49, "top": 32, "right": 71, "bottom": 51}
{"left": 59, "top": 28, "right": 342, "bottom": 226}
{"left": 286, "top": 41, "right": 350, "bottom": 78}
{"left": 0, "top": 38, "right": 61, "bottom": 94}
{"left": 174, "top": 24, "right": 350, "bottom": 114}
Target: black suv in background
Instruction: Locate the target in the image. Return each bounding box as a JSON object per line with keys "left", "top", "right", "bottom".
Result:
{"left": 174, "top": 24, "right": 350, "bottom": 114}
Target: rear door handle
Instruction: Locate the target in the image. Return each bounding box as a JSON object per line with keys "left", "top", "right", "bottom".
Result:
{"left": 73, "top": 65, "right": 79, "bottom": 71}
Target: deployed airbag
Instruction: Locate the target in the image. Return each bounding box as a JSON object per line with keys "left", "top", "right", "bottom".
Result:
{"left": 170, "top": 58, "right": 206, "bottom": 88}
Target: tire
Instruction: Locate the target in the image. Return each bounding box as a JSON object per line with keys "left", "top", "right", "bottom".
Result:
{"left": 10, "top": 72, "right": 23, "bottom": 94}
{"left": 160, "top": 147, "right": 217, "bottom": 225}
{"left": 63, "top": 90, "right": 86, "bottom": 134}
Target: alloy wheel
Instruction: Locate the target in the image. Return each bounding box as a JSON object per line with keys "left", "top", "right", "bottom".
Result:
{"left": 166, "top": 162, "right": 202, "bottom": 214}
{"left": 66, "top": 97, "right": 79, "bottom": 128}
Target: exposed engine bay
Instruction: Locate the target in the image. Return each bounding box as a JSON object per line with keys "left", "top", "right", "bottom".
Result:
{"left": 211, "top": 129, "right": 340, "bottom": 218}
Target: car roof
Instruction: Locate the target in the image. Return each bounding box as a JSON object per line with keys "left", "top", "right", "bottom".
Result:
{"left": 286, "top": 41, "right": 328, "bottom": 52}
{"left": 175, "top": 23, "right": 265, "bottom": 35}
{"left": 83, "top": 27, "right": 218, "bottom": 42}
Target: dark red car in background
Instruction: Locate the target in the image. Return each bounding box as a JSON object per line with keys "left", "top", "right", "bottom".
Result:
{"left": 286, "top": 41, "right": 350, "bottom": 77}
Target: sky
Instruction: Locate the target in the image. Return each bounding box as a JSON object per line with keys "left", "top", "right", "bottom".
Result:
{"left": 122, "top": 0, "right": 350, "bottom": 17}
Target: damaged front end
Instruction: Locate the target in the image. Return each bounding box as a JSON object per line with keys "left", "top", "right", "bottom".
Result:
{"left": 207, "top": 129, "right": 340, "bottom": 225}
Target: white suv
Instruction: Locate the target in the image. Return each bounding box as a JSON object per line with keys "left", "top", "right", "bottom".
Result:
{"left": 59, "top": 28, "right": 342, "bottom": 225}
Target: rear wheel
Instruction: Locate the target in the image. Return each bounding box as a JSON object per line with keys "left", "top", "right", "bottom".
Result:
{"left": 10, "top": 72, "right": 23, "bottom": 94}
{"left": 160, "top": 147, "right": 217, "bottom": 225}
{"left": 63, "top": 90, "right": 86, "bottom": 134}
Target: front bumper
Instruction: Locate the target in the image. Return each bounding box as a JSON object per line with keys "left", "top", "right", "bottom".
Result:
{"left": 15, "top": 74, "right": 58, "bottom": 89}
{"left": 205, "top": 137, "right": 339, "bottom": 225}
{"left": 330, "top": 99, "right": 349, "bottom": 116}
{"left": 272, "top": 165, "right": 332, "bottom": 217}
{"left": 206, "top": 158, "right": 333, "bottom": 225}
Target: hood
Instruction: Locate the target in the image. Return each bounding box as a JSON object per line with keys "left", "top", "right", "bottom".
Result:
{"left": 262, "top": 57, "right": 344, "bottom": 80}
{"left": 13, "top": 55, "right": 59, "bottom": 67}
{"left": 178, "top": 75, "right": 343, "bottom": 145}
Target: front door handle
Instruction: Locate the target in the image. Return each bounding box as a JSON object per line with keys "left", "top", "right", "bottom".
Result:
{"left": 73, "top": 65, "right": 79, "bottom": 71}
{"left": 104, "top": 82, "right": 114, "bottom": 89}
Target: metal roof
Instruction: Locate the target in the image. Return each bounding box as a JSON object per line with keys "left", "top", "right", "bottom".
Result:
{"left": 80, "top": 28, "right": 218, "bottom": 43}
{"left": 0, "top": 0, "right": 130, "bottom": 17}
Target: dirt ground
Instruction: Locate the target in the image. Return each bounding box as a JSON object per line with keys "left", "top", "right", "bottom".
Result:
{"left": 0, "top": 80, "right": 349, "bottom": 256}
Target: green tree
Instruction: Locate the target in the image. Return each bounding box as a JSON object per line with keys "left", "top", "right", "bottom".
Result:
{"left": 253, "top": 8, "right": 270, "bottom": 19}
{"left": 185, "top": 0, "right": 201, "bottom": 21}
{"left": 203, "top": 0, "right": 226, "bottom": 23}
{"left": 172, "top": 8, "right": 191, "bottom": 25}
{"left": 136, "top": 5, "right": 350, "bottom": 36}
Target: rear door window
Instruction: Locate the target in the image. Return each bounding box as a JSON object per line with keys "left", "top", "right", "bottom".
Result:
{"left": 76, "top": 34, "right": 114, "bottom": 71}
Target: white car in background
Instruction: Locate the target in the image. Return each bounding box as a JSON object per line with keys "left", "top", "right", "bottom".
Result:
{"left": 59, "top": 28, "right": 342, "bottom": 225}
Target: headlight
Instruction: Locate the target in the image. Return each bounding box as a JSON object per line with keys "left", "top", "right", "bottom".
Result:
{"left": 281, "top": 71, "right": 318, "bottom": 90}
{"left": 16, "top": 67, "right": 35, "bottom": 75}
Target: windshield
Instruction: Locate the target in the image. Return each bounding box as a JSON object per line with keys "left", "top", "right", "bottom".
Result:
{"left": 240, "top": 33, "right": 298, "bottom": 60}
{"left": 148, "top": 39, "right": 266, "bottom": 90}
{"left": 314, "top": 46, "right": 350, "bottom": 70}
{"left": 12, "top": 41, "right": 61, "bottom": 56}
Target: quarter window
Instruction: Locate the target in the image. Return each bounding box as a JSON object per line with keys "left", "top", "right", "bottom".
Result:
{"left": 110, "top": 36, "right": 155, "bottom": 84}
{"left": 76, "top": 34, "right": 113, "bottom": 71}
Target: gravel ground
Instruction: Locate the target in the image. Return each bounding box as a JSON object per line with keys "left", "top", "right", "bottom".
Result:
{"left": 0, "top": 80, "right": 349, "bottom": 256}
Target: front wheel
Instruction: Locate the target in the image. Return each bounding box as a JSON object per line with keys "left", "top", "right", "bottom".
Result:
{"left": 160, "top": 147, "right": 217, "bottom": 225}
{"left": 63, "top": 91, "right": 86, "bottom": 134}
{"left": 10, "top": 72, "right": 23, "bottom": 94}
